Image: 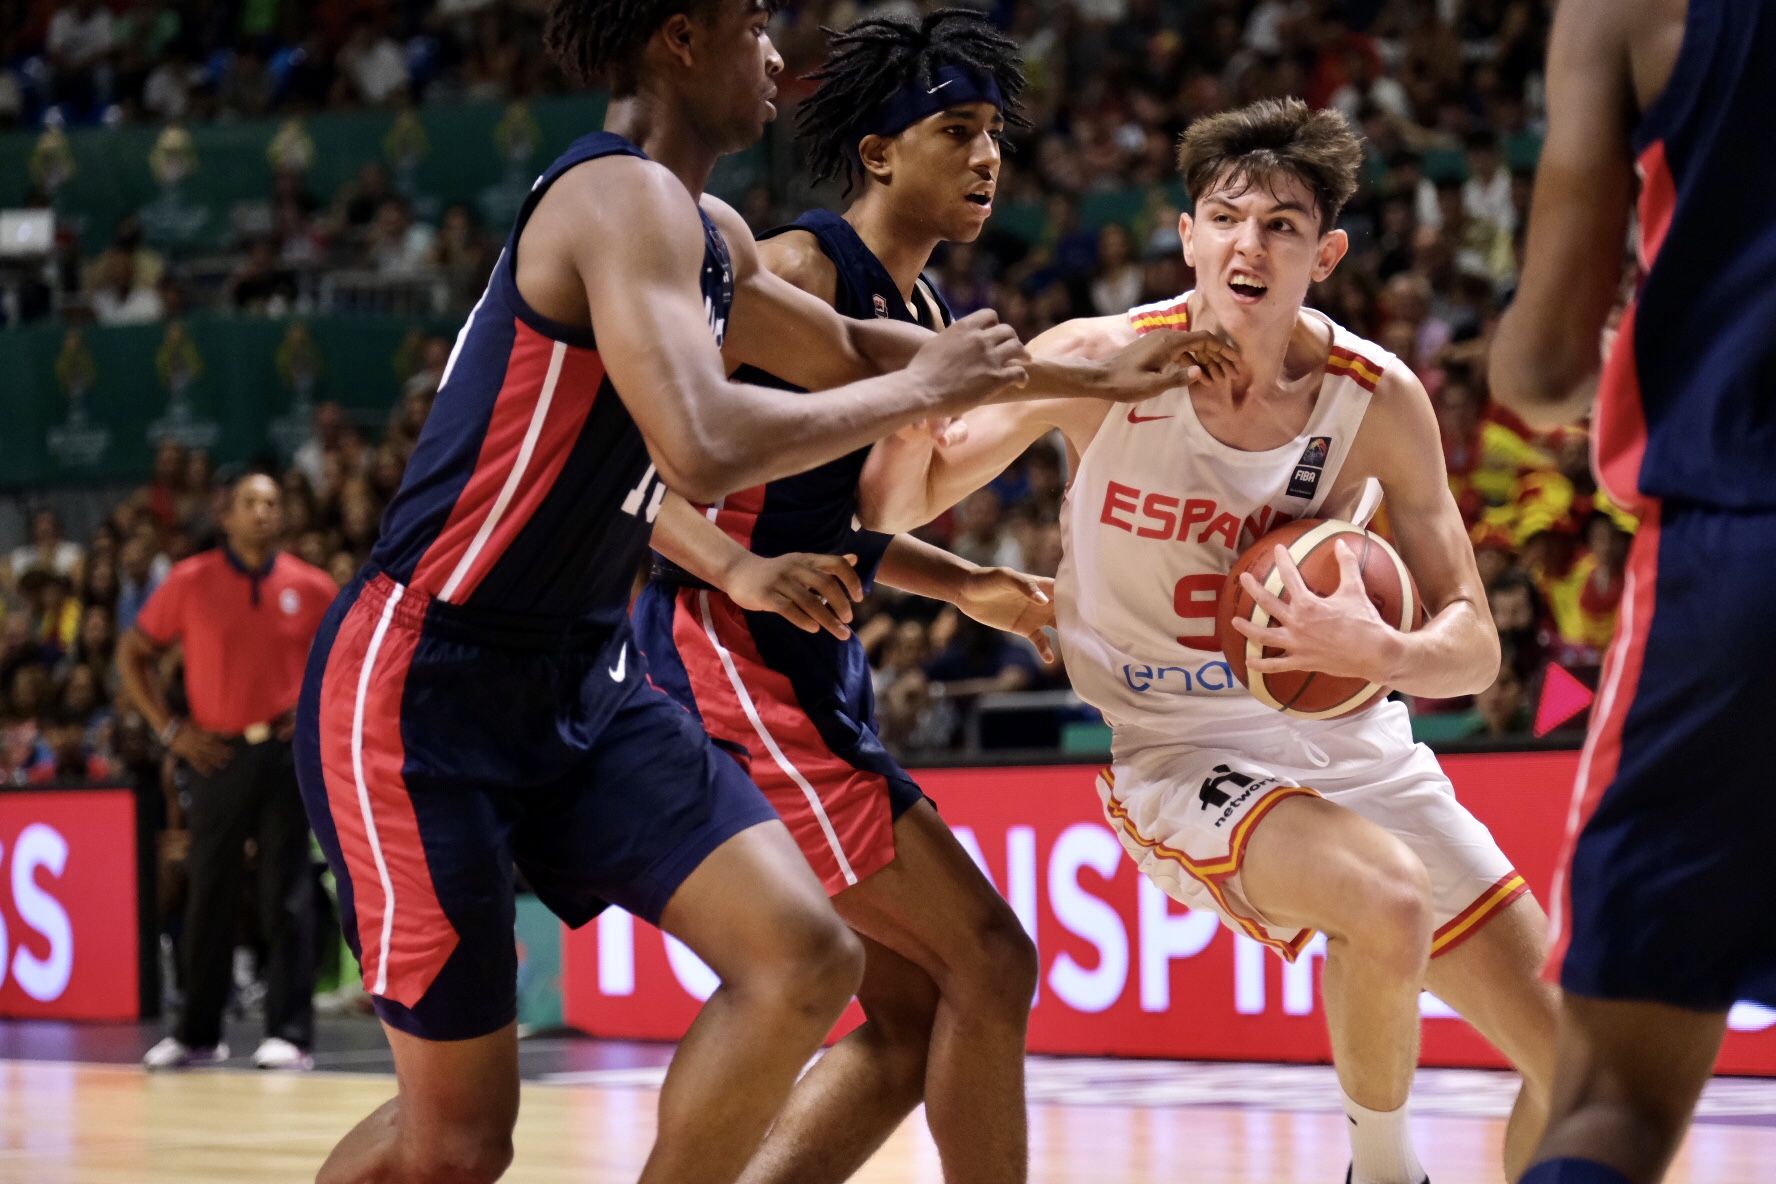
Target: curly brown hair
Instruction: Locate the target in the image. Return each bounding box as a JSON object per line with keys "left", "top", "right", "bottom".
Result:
{"left": 1176, "top": 98, "right": 1364, "bottom": 235}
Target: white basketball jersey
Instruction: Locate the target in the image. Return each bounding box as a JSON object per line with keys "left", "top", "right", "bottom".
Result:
{"left": 1055, "top": 292, "right": 1397, "bottom": 750}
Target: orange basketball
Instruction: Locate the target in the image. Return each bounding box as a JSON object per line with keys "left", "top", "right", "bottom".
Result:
{"left": 1215, "top": 518, "right": 1425, "bottom": 719}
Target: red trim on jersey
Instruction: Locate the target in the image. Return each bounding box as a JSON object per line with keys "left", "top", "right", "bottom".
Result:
{"left": 669, "top": 587, "right": 896, "bottom": 895}
{"left": 1594, "top": 302, "right": 1650, "bottom": 511}
{"left": 1129, "top": 298, "right": 1191, "bottom": 335}
{"left": 318, "top": 579, "right": 458, "bottom": 1008}
{"left": 1591, "top": 140, "right": 1675, "bottom": 513}
{"left": 410, "top": 322, "right": 604, "bottom": 600}
{"left": 1636, "top": 139, "right": 1677, "bottom": 270}
{"left": 1545, "top": 505, "right": 1662, "bottom": 978}
{"left": 712, "top": 483, "right": 768, "bottom": 553}
{"left": 1327, "top": 346, "right": 1384, "bottom": 393}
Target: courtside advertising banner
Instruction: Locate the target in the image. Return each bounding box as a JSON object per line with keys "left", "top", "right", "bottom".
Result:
{"left": 0, "top": 789, "right": 139, "bottom": 1020}
{"left": 563, "top": 751, "right": 1776, "bottom": 1074}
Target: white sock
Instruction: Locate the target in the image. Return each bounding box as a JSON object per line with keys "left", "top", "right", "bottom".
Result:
{"left": 1343, "top": 1089, "right": 1427, "bottom": 1184}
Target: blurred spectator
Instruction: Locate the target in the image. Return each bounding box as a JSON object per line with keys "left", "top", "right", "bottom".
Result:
{"left": 21, "top": 569, "right": 81, "bottom": 660}
{"left": 117, "top": 533, "right": 163, "bottom": 633}
{"left": 1488, "top": 569, "right": 1551, "bottom": 678}
{"left": 48, "top": 0, "right": 116, "bottom": 116}
{"left": 142, "top": 39, "right": 203, "bottom": 122}
{"left": 293, "top": 402, "right": 349, "bottom": 490}
{"left": 1439, "top": 650, "right": 1532, "bottom": 742}
{"left": 366, "top": 197, "right": 437, "bottom": 276}
{"left": 11, "top": 509, "right": 84, "bottom": 581}
{"left": 336, "top": 15, "right": 411, "bottom": 107}
{"left": 431, "top": 204, "right": 495, "bottom": 307}
{"left": 949, "top": 489, "right": 1023, "bottom": 570}
{"left": 88, "top": 246, "right": 166, "bottom": 325}
{"left": 27, "top": 706, "right": 114, "bottom": 783}
{"left": 1547, "top": 513, "right": 1630, "bottom": 661}
{"left": 1089, "top": 223, "right": 1143, "bottom": 315}
{"left": 228, "top": 237, "right": 298, "bottom": 314}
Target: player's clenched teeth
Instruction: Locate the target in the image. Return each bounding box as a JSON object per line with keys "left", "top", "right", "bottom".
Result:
{"left": 1228, "top": 270, "right": 1268, "bottom": 300}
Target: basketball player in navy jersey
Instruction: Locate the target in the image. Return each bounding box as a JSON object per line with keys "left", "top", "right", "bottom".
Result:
{"left": 1493, "top": 1, "right": 1776, "bottom": 1182}
{"left": 290, "top": 0, "right": 1205, "bottom": 1180}
{"left": 633, "top": 14, "right": 1063, "bottom": 1182}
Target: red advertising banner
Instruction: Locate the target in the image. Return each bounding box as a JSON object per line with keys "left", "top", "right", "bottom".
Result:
{"left": 0, "top": 790, "right": 139, "bottom": 1020}
{"left": 563, "top": 751, "right": 1776, "bottom": 1075}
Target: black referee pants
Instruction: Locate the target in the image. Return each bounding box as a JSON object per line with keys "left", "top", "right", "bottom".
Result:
{"left": 175, "top": 737, "right": 316, "bottom": 1051}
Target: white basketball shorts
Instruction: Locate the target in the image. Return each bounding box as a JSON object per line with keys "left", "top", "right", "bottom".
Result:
{"left": 1097, "top": 701, "right": 1528, "bottom": 961}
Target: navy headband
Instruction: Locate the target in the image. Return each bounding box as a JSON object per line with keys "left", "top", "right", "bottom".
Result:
{"left": 856, "top": 64, "right": 1004, "bottom": 142}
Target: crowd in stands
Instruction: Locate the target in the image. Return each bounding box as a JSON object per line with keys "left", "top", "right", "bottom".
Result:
{"left": 0, "top": 0, "right": 1628, "bottom": 769}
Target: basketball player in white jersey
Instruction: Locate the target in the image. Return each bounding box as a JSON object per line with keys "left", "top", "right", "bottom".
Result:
{"left": 861, "top": 98, "right": 1560, "bottom": 1184}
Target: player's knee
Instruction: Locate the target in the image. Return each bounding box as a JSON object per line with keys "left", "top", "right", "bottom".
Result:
{"left": 962, "top": 907, "right": 1038, "bottom": 1014}
{"left": 753, "top": 910, "right": 865, "bottom": 1018}
{"left": 1337, "top": 841, "right": 1433, "bottom": 977}
{"left": 400, "top": 1125, "right": 514, "bottom": 1184}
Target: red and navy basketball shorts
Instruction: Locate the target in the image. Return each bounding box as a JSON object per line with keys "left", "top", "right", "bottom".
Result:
{"left": 633, "top": 580, "right": 926, "bottom": 896}
{"left": 294, "top": 573, "right": 778, "bottom": 1040}
{"left": 1549, "top": 503, "right": 1776, "bottom": 1010}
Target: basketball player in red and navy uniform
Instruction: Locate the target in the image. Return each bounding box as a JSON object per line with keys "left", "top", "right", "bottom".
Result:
{"left": 1494, "top": 2, "right": 1776, "bottom": 1181}
{"left": 285, "top": 0, "right": 1074, "bottom": 1177}
{"left": 631, "top": 16, "right": 1206, "bottom": 1182}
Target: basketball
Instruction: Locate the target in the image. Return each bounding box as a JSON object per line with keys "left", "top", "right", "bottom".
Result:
{"left": 1216, "top": 519, "right": 1425, "bottom": 719}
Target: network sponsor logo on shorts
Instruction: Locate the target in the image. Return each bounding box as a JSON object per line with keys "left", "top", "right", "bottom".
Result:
{"left": 1122, "top": 658, "right": 1239, "bottom": 694}
{"left": 1198, "top": 764, "right": 1276, "bottom": 829}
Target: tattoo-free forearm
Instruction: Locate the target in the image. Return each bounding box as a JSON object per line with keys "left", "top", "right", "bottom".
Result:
{"left": 651, "top": 493, "right": 751, "bottom": 591}
{"left": 875, "top": 534, "right": 979, "bottom": 603}
{"left": 1376, "top": 601, "right": 1501, "bottom": 699}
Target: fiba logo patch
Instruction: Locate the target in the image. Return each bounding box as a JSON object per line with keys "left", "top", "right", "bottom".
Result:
{"left": 1286, "top": 435, "right": 1333, "bottom": 500}
{"left": 279, "top": 588, "right": 302, "bottom": 616}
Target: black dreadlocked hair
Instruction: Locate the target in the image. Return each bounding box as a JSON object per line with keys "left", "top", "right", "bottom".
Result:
{"left": 797, "top": 9, "right": 1028, "bottom": 194}
{"left": 545, "top": 0, "right": 736, "bottom": 94}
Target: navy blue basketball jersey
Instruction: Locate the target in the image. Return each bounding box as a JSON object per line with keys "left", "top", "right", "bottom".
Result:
{"left": 1594, "top": 0, "right": 1776, "bottom": 511}
{"left": 369, "top": 132, "right": 733, "bottom": 625}
{"left": 666, "top": 209, "right": 951, "bottom": 589}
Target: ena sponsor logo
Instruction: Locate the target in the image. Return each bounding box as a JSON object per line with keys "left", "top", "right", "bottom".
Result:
{"left": 1122, "top": 657, "right": 1237, "bottom": 693}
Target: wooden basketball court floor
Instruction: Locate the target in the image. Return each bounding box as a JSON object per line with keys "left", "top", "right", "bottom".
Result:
{"left": 3, "top": 1021, "right": 1774, "bottom": 1183}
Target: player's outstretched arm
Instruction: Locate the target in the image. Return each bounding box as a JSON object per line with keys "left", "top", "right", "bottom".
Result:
{"left": 1233, "top": 364, "right": 1500, "bottom": 699}
{"left": 561, "top": 161, "right": 1026, "bottom": 503}
{"left": 709, "top": 197, "right": 1217, "bottom": 405}
{"left": 1490, "top": 0, "right": 1635, "bottom": 428}
{"left": 856, "top": 315, "right": 1143, "bottom": 533}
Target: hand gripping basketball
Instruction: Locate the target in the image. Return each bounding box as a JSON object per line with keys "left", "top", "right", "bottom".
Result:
{"left": 1215, "top": 518, "right": 1425, "bottom": 719}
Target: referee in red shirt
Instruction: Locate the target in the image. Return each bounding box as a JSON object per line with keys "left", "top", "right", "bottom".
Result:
{"left": 119, "top": 470, "right": 336, "bottom": 1071}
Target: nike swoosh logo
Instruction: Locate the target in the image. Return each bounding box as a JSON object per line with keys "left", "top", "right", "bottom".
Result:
{"left": 609, "top": 643, "right": 627, "bottom": 682}
{"left": 927, "top": 79, "right": 955, "bottom": 94}
{"left": 1127, "top": 409, "right": 1174, "bottom": 424}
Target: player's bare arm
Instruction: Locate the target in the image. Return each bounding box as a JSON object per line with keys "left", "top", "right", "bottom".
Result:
{"left": 874, "top": 535, "right": 1057, "bottom": 661}
{"left": 1234, "top": 361, "right": 1500, "bottom": 699}
{"left": 652, "top": 492, "right": 865, "bottom": 638}
{"left": 713, "top": 197, "right": 1222, "bottom": 407}
{"left": 857, "top": 314, "right": 1233, "bottom": 532}
{"left": 652, "top": 488, "right": 1053, "bottom": 652}
{"left": 531, "top": 158, "right": 1027, "bottom": 502}
{"left": 1489, "top": 0, "right": 1637, "bottom": 428}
